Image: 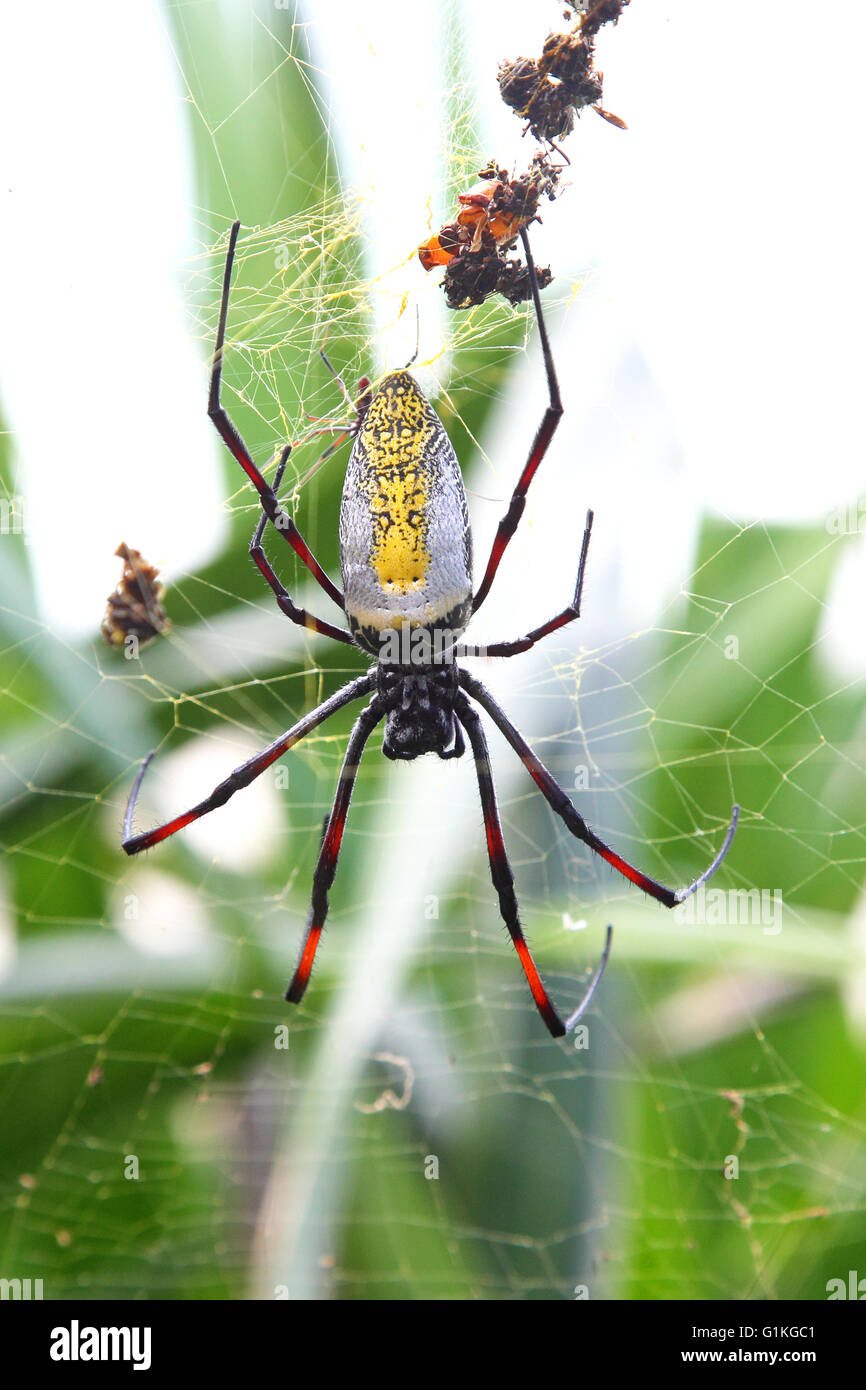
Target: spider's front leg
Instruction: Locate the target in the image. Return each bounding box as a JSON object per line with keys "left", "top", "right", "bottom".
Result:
{"left": 248, "top": 444, "right": 355, "bottom": 646}
{"left": 471, "top": 226, "right": 564, "bottom": 616}
{"left": 459, "top": 509, "right": 594, "bottom": 659}
{"left": 209, "top": 219, "right": 344, "bottom": 613}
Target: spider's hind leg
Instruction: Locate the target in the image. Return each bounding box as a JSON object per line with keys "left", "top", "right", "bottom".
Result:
{"left": 459, "top": 668, "right": 739, "bottom": 906}
{"left": 455, "top": 694, "right": 610, "bottom": 1037}
{"left": 122, "top": 673, "right": 377, "bottom": 854}
{"left": 286, "top": 698, "right": 385, "bottom": 1006}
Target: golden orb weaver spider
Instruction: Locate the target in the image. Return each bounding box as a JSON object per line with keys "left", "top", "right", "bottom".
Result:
{"left": 122, "top": 219, "right": 738, "bottom": 1038}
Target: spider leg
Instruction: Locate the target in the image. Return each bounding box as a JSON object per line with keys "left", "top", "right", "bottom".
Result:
{"left": 286, "top": 698, "right": 385, "bottom": 1005}
{"left": 471, "top": 226, "right": 564, "bottom": 616}
{"left": 282, "top": 368, "right": 371, "bottom": 496}
{"left": 563, "top": 923, "right": 613, "bottom": 1033}
{"left": 249, "top": 445, "right": 355, "bottom": 646}
{"left": 318, "top": 351, "right": 373, "bottom": 433}
{"left": 122, "top": 672, "right": 376, "bottom": 854}
{"left": 289, "top": 428, "right": 351, "bottom": 491}
{"left": 208, "top": 220, "right": 344, "bottom": 611}
{"left": 459, "top": 510, "right": 593, "bottom": 658}
{"left": 455, "top": 697, "right": 611, "bottom": 1038}
{"left": 438, "top": 717, "right": 466, "bottom": 761}
{"left": 459, "top": 670, "right": 738, "bottom": 906}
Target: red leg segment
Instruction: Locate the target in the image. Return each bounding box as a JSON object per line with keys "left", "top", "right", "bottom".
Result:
{"left": 460, "top": 510, "right": 594, "bottom": 659}
{"left": 249, "top": 445, "right": 355, "bottom": 646}
{"left": 122, "top": 673, "right": 376, "bottom": 854}
{"left": 456, "top": 697, "right": 611, "bottom": 1038}
{"left": 459, "top": 670, "right": 738, "bottom": 907}
{"left": 471, "top": 227, "right": 564, "bottom": 615}
{"left": 208, "top": 220, "right": 344, "bottom": 611}
{"left": 286, "top": 701, "right": 384, "bottom": 1005}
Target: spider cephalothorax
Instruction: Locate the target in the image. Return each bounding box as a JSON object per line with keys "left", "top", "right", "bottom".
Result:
{"left": 122, "top": 219, "right": 738, "bottom": 1039}
{"left": 377, "top": 663, "right": 463, "bottom": 762}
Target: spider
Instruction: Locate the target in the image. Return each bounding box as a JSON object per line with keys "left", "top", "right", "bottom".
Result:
{"left": 122, "top": 219, "right": 738, "bottom": 1038}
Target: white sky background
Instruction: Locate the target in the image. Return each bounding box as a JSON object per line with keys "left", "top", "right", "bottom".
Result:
{"left": 0, "top": 1, "right": 225, "bottom": 609}
{"left": 0, "top": 0, "right": 863, "bottom": 671}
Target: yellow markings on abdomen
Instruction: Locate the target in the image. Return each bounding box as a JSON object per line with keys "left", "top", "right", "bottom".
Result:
{"left": 364, "top": 464, "right": 430, "bottom": 591}
{"left": 356, "top": 375, "right": 437, "bottom": 594}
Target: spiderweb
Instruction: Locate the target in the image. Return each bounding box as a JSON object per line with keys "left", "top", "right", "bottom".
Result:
{"left": 1, "top": 0, "right": 865, "bottom": 1302}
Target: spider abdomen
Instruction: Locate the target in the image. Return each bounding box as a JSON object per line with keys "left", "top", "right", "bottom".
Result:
{"left": 339, "top": 370, "right": 472, "bottom": 658}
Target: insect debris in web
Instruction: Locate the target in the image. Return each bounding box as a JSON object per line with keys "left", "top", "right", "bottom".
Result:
{"left": 102, "top": 543, "right": 171, "bottom": 652}
{"left": 499, "top": 0, "right": 630, "bottom": 144}
{"left": 417, "top": 1, "right": 630, "bottom": 311}
{"left": 418, "top": 153, "right": 559, "bottom": 310}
